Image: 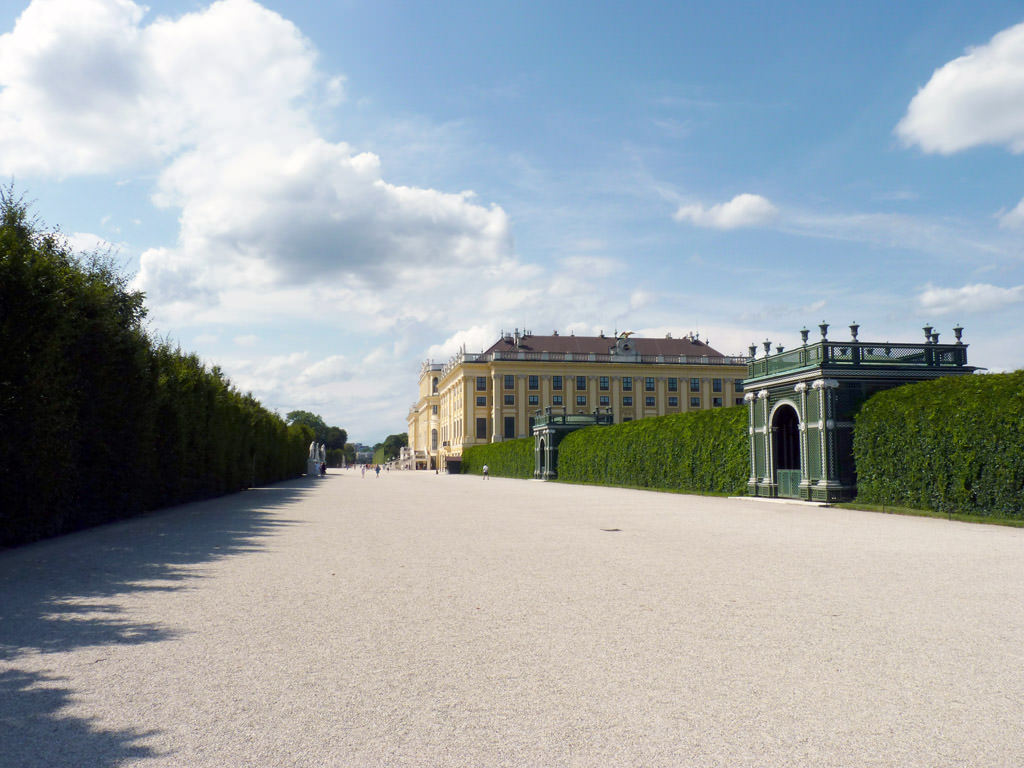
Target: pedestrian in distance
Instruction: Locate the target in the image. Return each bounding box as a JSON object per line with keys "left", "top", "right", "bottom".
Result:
{"left": 375, "top": 464, "right": 381, "bottom": 478}
{"left": 482, "top": 464, "right": 489, "bottom": 480}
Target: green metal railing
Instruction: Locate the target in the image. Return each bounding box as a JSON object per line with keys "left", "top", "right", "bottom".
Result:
{"left": 746, "top": 341, "right": 969, "bottom": 382}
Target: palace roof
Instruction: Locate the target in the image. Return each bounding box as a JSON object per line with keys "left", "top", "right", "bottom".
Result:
{"left": 483, "top": 331, "right": 726, "bottom": 358}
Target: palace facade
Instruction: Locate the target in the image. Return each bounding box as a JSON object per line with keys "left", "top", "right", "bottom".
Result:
{"left": 407, "top": 329, "right": 748, "bottom": 470}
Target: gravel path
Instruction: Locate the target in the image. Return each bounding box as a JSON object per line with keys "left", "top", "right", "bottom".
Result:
{"left": 2, "top": 470, "right": 1023, "bottom": 767}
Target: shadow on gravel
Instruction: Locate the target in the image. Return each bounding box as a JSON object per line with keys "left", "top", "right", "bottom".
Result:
{"left": 0, "top": 478, "right": 312, "bottom": 767}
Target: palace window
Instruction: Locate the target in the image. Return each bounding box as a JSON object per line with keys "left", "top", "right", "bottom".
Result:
{"left": 645, "top": 396, "right": 656, "bottom": 407}
{"left": 668, "top": 378, "right": 678, "bottom": 392}
{"left": 713, "top": 378, "right": 723, "bottom": 393}
{"left": 476, "top": 396, "right": 486, "bottom": 406}
{"left": 599, "top": 376, "right": 609, "bottom": 391}
{"left": 432, "top": 405, "right": 438, "bottom": 415}
{"left": 690, "top": 378, "right": 700, "bottom": 392}
{"left": 504, "top": 394, "right": 514, "bottom": 405}
{"left": 552, "top": 395, "right": 563, "bottom": 405}
{"left": 528, "top": 395, "right": 539, "bottom": 406}
{"left": 734, "top": 378, "right": 744, "bottom": 392}
{"left": 528, "top": 375, "right": 539, "bottom": 390}
{"left": 476, "top": 376, "right": 487, "bottom": 391}
{"left": 503, "top": 416, "right": 515, "bottom": 439}
{"left": 552, "top": 375, "right": 563, "bottom": 390}
{"left": 690, "top": 396, "right": 701, "bottom": 408}
{"left": 576, "top": 376, "right": 587, "bottom": 390}
{"left": 713, "top": 397, "right": 723, "bottom": 407}
{"left": 504, "top": 375, "right": 515, "bottom": 389}
{"left": 645, "top": 377, "right": 655, "bottom": 392}
{"left": 576, "top": 395, "right": 587, "bottom": 406}
{"left": 622, "top": 377, "right": 632, "bottom": 391}
{"left": 599, "top": 395, "right": 610, "bottom": 406}
{"left": 668, "top": 396, "right": 679, "bottom": 407}
{"left": 476, "top": 418, "right": 487, "bottom": 439}
{"left": 623, "top": 396, "right": 633, "bottom": 406}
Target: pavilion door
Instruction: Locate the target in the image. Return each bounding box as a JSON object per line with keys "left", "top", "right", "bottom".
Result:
{"left": 772, "top": 405, "right": 801, "bottom": 498}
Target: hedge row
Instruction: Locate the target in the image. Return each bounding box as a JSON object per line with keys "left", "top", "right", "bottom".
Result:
{"left": 0, "top": 191, "right": 310, "bottom": 548}
{"left": 461, "top": 437, "right": 535, "bottom": 479}
{"left": 556, "top": 406, "right": 748, "bottom": 494}
{"left": 853, "top": 371, "right": 1024, "bottom": 518}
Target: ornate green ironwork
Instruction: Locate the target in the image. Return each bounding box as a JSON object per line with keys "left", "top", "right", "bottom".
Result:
{"left": 744, "top": 326, "right": 976, "bottom": 503}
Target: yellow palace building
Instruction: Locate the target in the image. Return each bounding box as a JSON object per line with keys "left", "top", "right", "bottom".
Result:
{"left": 407, "top": 329, "right": 748, "bottom": 470}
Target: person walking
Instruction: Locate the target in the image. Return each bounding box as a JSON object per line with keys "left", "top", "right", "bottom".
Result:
{"left": 375, "top": 464, "right": 381, "bottom": 478}
{"left": 482, "top": 464, "right": 489, "bottom": 480}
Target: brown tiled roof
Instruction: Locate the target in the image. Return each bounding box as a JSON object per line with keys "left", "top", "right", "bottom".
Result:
{"left": 483, "top": 332, "right": 726, "bottom": 357}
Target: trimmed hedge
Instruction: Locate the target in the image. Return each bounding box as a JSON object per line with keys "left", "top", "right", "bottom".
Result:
{"left": 853, "top": 371, "right": 1024, "bottom": 518}
{"left": 461, "top": 437, "right": 535, "bottom": 479}
{"left": 0, "top": 191, "right": 310, "bottom": 548}
{"left": 556, "top": 406, "right": 748, "bottom": 494}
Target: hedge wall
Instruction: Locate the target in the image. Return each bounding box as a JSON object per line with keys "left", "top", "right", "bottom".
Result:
{"left": 461, "top": 437, "right": 535, "bottom": 479}
{"left": 853, "top": 371, "right": 1024, "bottom": 518}
{"left": 0, "top": 190, "right": 310, "bottom": 548}
{"left": 556, "top": 406, "right": 748, "bottom": 494}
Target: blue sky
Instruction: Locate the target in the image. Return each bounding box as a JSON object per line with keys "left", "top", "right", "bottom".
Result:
{"left": 2, "top": 0, "right": 1022, "bottom": 443}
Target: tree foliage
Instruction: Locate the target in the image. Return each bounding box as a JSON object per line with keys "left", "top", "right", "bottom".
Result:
{"left": 0, "top": 189, "right": 309, "bottom": 548}
{"left": 373, "top": 433, "right": 408, "bottom": 463}
{"left": 286, "top": 411, "right": 346, "bottom": 450}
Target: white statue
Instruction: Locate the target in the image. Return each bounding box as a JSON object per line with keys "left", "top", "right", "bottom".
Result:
{"left": 309, "top": 441, "right": 317, "bottom": 460}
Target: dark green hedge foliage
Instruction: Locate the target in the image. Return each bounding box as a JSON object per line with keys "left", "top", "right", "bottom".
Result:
{"left": 853, "top": 371, "right": 1024, "bottom": 518}
{"left": 461, "top": 437, "right": 535, "bottom": 479}
{"left": 557, "top": 406, "right": 748, "bottom": 494}
{"left": 0, "top": 191, "right": 309, "bottom": 548}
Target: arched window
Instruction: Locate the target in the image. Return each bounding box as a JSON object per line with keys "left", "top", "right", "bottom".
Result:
{"left": 432, "top": 377, "right": 439, "bottom": 394}
{"left": 431, "top": 429, "right": 438, "bottom": 450}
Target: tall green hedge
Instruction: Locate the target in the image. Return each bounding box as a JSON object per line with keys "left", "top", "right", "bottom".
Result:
{"left": 461, "top": 437, "right": 535, "bottom": 478}
{"left": 556, "top": 406, "right": 748, "bottom": 494}
{"left": 853, "top": 371, "right": 1024, "bottom": 518}
{"left": 0, "top": 190, "right": 310, "bottom": 548}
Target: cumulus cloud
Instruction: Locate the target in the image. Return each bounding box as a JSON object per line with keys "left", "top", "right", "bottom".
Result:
{"left": 896, "top": 22, "right": 1024, "bottom": 154}
{"left": 0, "top": 0, "right": 517, "bottom": 319}
{"left": 917, "top": 282, "right": 1024, "bottom": 314}
{"left": 673, "top": 193, "right": 779, "bottom": 229}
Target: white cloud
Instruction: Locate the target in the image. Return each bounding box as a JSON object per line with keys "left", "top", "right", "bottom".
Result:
{"left": 998, "top": 198, "right": 1024, "bottom": 229}
{"left": 673, "top": 193, "right": 779, "bottom": 229}
{"left": 0, "top": 0, "right": 518, "bottom": 317}
{"left": 917, "top": 282, "right": 1024, "bottom": 314}
{"left": 896, "top": 22, "right": 1024, "bottom": 154}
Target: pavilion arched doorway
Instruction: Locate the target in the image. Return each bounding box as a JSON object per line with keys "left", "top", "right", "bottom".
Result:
{"left": 772, "top": 404, "right": 801, "bottom": 498}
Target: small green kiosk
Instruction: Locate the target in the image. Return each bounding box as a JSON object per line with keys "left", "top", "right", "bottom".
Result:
{"left": 532, "top": 407, "right": 614, "bottom": 479}
{"left": 744, "top": 323, "right": 976, "bottom": 503}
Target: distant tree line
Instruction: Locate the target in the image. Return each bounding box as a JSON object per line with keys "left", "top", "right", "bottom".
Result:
{"left": 373, "top": 433, "right": 408, "bottom": 465}
{"left": 285, "top": 410, "right": 353, "bottom": 466}
{"left": 0, "top": 188, "right": 311, "bottom": 548}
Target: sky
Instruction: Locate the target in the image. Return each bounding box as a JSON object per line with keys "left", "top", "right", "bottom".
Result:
{"left": 1, "top": 0, "right": 1023, "bottom": 444}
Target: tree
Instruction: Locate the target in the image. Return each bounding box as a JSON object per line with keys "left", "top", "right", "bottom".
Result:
{"left": 286, "top": 410, "right": 329, "bottom": 443}
{"left": 325, "top": 426, "right": 347, "bottom": 450}
{"left": 374, "top": 433, "right": 408, "bottom": 463}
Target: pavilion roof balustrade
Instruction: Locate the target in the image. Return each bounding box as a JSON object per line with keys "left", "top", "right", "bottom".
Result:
{"left": 745, "top": 340, "right": 970, "bottom": 383}
{"left": 533, "top": 406, "right": 615, "bottom": 429}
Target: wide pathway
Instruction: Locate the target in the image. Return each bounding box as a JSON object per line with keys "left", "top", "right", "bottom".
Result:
{"left": 2, "top": 470, "right": 1023, "bottom": 767}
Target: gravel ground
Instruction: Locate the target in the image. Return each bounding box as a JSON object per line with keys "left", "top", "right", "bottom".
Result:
{"left": 2, "top": 469, "right": 1023, "bottom": 767}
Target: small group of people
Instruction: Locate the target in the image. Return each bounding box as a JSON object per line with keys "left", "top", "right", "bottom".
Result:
{"left": 360, "top": 464, "right": 382, "bottom": 478}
